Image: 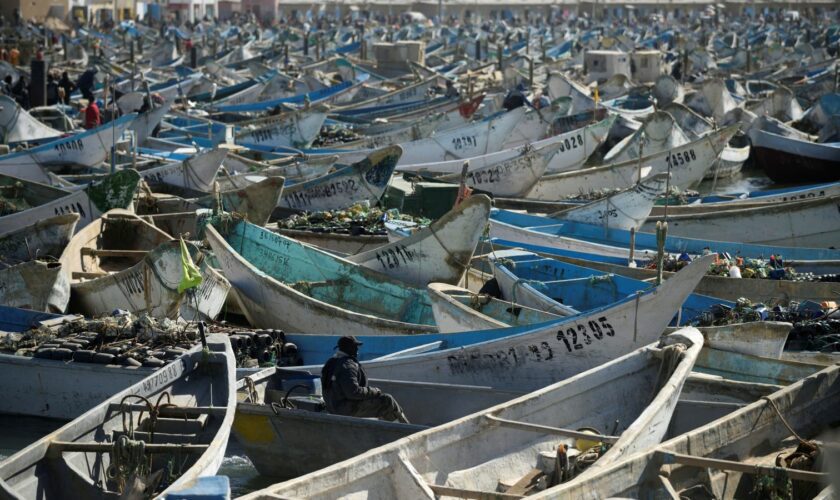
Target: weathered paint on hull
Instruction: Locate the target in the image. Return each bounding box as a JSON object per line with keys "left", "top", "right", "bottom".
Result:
{"left": 0, "top": 261, "right": 70, "bottom": 313}
{"left": 0, "top": 354, "right": 153, "bottom": 419}
{"left": 347, "top": 195, "right": 491, "bottom": 286}
{"left": 0, "top": 214, "right": 79, "bottom": 267}
{"left": 280, "top": 146, "right": 400, "bottom": 212}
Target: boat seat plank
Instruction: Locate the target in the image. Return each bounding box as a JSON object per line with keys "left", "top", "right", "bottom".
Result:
{"left": 657, "top": 452, "right": 829, "bottom": 483}
{"left": 485, "top": 415, "right": 619, "bottom": 444}
{"left": 141, "top": 416, "right": 206, "bottom": 434}
{"left": 536, "top": 275, "right": 613, "bottom": 286}
{"left": 109, "top": 403, "right": 226, "bottom": 417}
{"left": 112, "top": 430, "right": 198, "bottom": 444}
{"left": 80, "top": 248, "right": 150, "bottom": 258}
{"left": 48, "top": 441, "right": 208, "bottom": 454}
{"left": 504, "top": 468, "right": 544, "bottom": 496}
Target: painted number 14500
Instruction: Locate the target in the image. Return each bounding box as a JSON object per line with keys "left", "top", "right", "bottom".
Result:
{"left": 556, "top": 316, "right": 615, "bottom": 352}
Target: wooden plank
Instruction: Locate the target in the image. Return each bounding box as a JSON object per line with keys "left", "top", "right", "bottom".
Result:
{"left": 80, "top": 248, "right": 149, "bottom": 258}
{"left": 109, "top": 403, "right": 226, "bottom": 417}
{"left": 426, "top": 484, "right": 523, "bottom": 500}
{"left": 49, "top": 441, "right": 208, "bottom": 454}
{"left": 505, "top": 468, "right": 544, "bottom": 496}
{"left": 485, "top": 414, "right": 619, "bottom": 444}
{"left": 658, "top": 452, "right": 829, "bottom": 483}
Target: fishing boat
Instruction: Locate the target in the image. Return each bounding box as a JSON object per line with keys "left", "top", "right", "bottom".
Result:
{"left": 236, "top": 108, "right": 328, "bottom": 150}
{"left": 489, "top": 209, "right": 840, "bottom": 264}
{"left": 263, "top": 254, "right": 712, "bottom": 390}
{"left": 216, "top": 153, "right": 337, "bottom": 190}
{"left": 138, "top": 147, "right": 226, "bottom": 194}
{"left": 232, "top": 367, "right": 520, "bottom": 479}
{"left": 0, "top": 169, "right": 141, "bottom": 239}
{"left": 395, "top": 107, "right": 526, "bottom": 165}
{"left": 338, "top": 195, "right": 490, "bottom": 286}
{"left": 59, "top": 210, "right": 231, "bottom": 320}
{"left": 0, "top": 213, "right": 79, "bottom": 268}
{"left": 131, "top": 100, "right": 174, "bottom": 147}
{"left": 279, "top": 146, "right": 399, "bottom": 213}
{"left": 602, "top": 111, "right": 692, "bottom": 164}
{"left": 0, "top": 334, "right": 235, "bottom": 499}
{"left": 452, "top": 249, "right": 722, "bottom": 326}
{"left": 240, "top": 329, "right": 704, "bottom": 498}
{"left": 749, "top": 115, "right": 840, "bottom": 183}
{"left": 397, "top": 114, "right": 613, "bottom": 180}
{"left": 640, "top": 194, "right": 840, "bottom": 248}
{"left": 428, "top": 282, "right": 564, "bottom": 332}
{"left": 205, "top": 216, "right": 438, "bottom": 335}
{"left": 0, "top": 260, "right": 70, "bottom": 313}
{"left": 138, "top": 176, "right": 284, "bottom": 227}
{"left": 548, "top": 173, "right": 669, "bottom": 231}
{"left": 0, "top": 95, "right": 63, "bottom": 144}
{"left": 524, "top": 125, "right": 737, "bottom": 200}
{"left": 530, "top": 363, "right": 840, "bottom": 498}
{"left": 0, "top": 114, "right": 136, "bottom": 175}
{"left": 487, "top": 237, "right": 840, "bottom": 304}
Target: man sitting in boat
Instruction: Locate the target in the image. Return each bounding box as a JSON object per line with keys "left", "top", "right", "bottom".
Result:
{"left": 321, "top": 336, "right": 410, "bottom": 424}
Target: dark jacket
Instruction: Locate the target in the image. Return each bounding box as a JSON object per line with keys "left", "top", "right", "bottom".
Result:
{"left": 321, "top": 351, "right": 378, "bottom": 414}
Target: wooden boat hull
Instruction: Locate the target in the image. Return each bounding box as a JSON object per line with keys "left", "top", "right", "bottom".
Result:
{"left": 0, "top": 169, "right": 142, "bottom": 238}
{"left": 236, "top": 110, "right": 327, "bottom": 149}
{"left": 488, "top": 237, "right": 840, "bottom": 304}
{"left": 534, "top": 363, "right": 840, "bottom": 498}
{"left": 0, "top": 353, "right": 153, "bottom": 419}
{"left": 641, "top": 194, "right": 840, "bottom": 248}
{"left": 205, "top": 218, "right": 437, "bottom": 335}
{"left": 0, "top": 114, "right": 136, "bottom": 174}
{"left": 752, "top": 140, "right": 840, "bottom": 183}
{"left": 0, "top": 95, "right": 62, "bottom": 144}
{"left": 233, "top": 374, "right": 516, "bottom": 479}
{"left": 0, "top": 335, "right": 235, "bottom": 498}
{"left": 553, "top": 173, "right": 669, "bottom": 231}
{"left": 488, "top": 209, "right": 840, "bottom": 262}
{"left": 0, "top": 214, "right": 79, "bottom": 268}
{"left": 525, "top": 125, "right": 737, "bottom": 200}
{"left": 0, "top": 261, "right": 70, "bottom": 313}
{"left": 346, "top": 195, "right": 491, "bottom": 286}
{"left": 396, "top": 107, "right": 526, "bottom": 165}
{"left": 60, "top": 210, "right": 229, "bottom": 320}
{"left": 280, "top": 146, "right": 399, "bottom": 213}
{"left": 296, "top": 255, "right": 712, "bottom": 389}
{"left": 68, "top": 240, "right": 203, "bottom": 318}
{"left": 139, "top": 147, "right": 226, "bottom": 193}
{"left": 272, "top": 227, "right": 388, "bottom": 255}
{"left": 241, "top": 330, "right": 704, "bottom": 498}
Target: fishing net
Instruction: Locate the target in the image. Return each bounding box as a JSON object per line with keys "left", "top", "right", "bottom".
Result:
{"left": 278, "top": 203, "right": 429, "bottom": 235}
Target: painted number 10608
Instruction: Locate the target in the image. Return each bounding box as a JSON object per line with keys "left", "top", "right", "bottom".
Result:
{"left": 556, "top": 316, "right": 615, "bottom": 352}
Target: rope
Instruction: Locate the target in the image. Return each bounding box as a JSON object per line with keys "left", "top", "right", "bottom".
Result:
{"left": 760, "top": 396, "right": 809, "bottom": 446}
{"left": 110, "top": 434, "right": 147, "bottom": 493}
{"left": 650, "top": 342, "right": 687, "bottom": 402}
{"left": 244, "top": 376, "right": 259, "bottom": 403}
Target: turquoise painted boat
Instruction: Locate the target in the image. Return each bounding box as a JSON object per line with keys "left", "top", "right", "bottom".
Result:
{"left": 205, "top": 216, "right": 438, "bottom": 335}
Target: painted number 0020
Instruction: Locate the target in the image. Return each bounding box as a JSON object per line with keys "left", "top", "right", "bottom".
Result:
{"left": 556, "top": 316, "right": 615, "bottom": 352}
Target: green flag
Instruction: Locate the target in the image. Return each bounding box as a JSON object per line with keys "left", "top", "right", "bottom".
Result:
{"left": 178, "top": 237, "right": 203, "bottom": 294}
